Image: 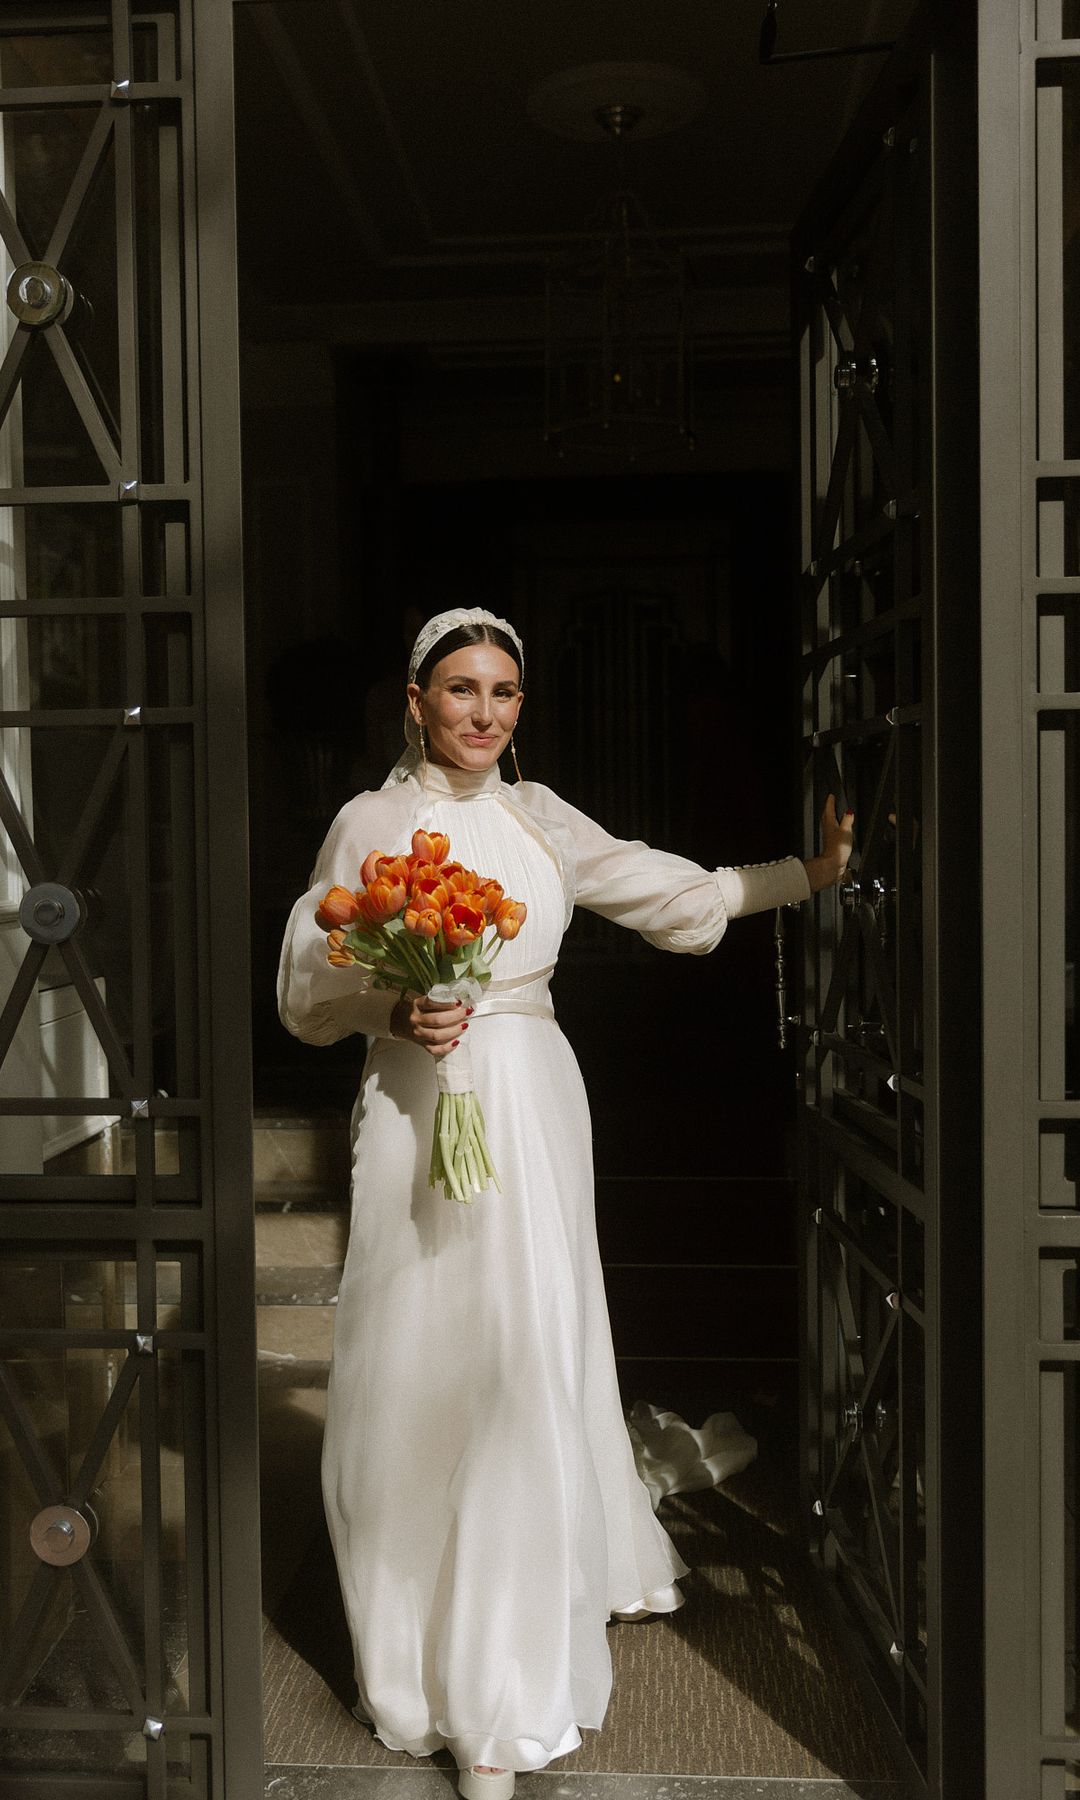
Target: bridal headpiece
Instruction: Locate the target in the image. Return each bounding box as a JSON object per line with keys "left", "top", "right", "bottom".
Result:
{"left": 407, "top": 607, "right": 524, "bottom": 683}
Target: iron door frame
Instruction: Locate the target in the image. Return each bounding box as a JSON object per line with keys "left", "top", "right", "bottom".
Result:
{"left": 980, "top": 2, "right": 1080, "bottom": 1794}
{"left": 0, "top": 3, "right": 260, "bottom": 1794}
{"left": 197, "top": 1, "right": 262, "bottom": 1793}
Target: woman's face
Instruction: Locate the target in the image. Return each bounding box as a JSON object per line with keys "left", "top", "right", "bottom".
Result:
{"left": 407, "top": 642, "right": 523, "bottom": 772}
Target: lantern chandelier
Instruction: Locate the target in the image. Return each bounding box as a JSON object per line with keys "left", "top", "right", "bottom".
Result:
{"left": 528, "top": 63, "right": 703, "bottom": 460}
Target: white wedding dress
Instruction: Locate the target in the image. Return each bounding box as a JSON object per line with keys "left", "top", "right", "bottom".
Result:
{"left": 278, "top": 757, "right": 810, "bottom": 1773}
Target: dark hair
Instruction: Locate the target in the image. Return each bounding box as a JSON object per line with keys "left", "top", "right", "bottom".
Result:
{"left": 413, "top": 621, "right": 522, "bottom": 689}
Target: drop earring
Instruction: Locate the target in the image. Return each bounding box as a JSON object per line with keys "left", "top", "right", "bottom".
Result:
{"left": 510, "top": 733, "right": 523, "bottom": 783}
{"left": 419, "top": 720, "right": 429, "bottom": 775}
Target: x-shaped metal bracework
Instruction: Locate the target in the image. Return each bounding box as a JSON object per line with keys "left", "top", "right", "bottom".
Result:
{"left": 0, "top": 100, "right": 121, "bottom": 482}
{"left": 0, "top": 1348, "right": 148, "bottom": 1712}
{"left": 0, "top": 729, "right": 135, "bottom": 1098}
{"left": 816, "top": 1218, "right": 903, "bottom": 1642}
{"left": 805, "top": 156, "right": 905, "bottom": 585}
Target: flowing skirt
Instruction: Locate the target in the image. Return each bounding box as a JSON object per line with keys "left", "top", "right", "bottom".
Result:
{"left": 322, "top": 1014, "right": 687, "bottom": 1772}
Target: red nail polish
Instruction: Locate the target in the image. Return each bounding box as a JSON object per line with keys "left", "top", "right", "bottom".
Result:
{"left": 466, "top": 1007, "right": 474, "bottom": 1016}
{"left": 452, "top": 1038, "right": 460, "bottom": 1048}
{"left": 461, "top": 1022, "right": 469, "bottom": 1031}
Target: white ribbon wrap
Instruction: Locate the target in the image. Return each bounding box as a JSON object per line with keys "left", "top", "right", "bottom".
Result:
{"left": 429, "top": 976, "right": 484, "bottom": 1096}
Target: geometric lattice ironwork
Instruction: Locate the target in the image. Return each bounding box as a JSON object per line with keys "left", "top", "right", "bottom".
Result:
{"left": 0, "top": 6, "right": 255, "bottom": 1797}
{"left": 794, "top": 47, "right": 943, "bottom": 1797}
{"left": 981, "top": 6, "right": 1080, "bottom": 1797}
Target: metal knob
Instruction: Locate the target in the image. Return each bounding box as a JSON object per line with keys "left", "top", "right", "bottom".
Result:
{"left": 30, "top": 1504, "right": 94, "bottom": 1566}
{"left": 18, "top": 881, "right": 83, "bottom": 944}
{"left": 7, "top": 260, "right": 72, "bottom": 327}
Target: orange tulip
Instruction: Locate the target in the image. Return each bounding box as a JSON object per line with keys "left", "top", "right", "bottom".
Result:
{"left": 404, "top": 902, "right": 442, "bottom": 939}
{"left": 494, "top": 898, "right": 527, "bottom": 941}
{"left": 326, "top": 929, "right": 347, "bottom": 953}
{"left": 476, "top": 878, "right": 504, "bottom": 918}
{"left": 410, "top": 866, "right": 450, "bottom": 909}
{"left": 358, "top": 876, "right": 407, "bottom": 925}
{"left": 327, "top": 948, "right": 357, "bottom": 967}
{"left": 316, "top": 884, "right": 364, "bottom": 930}
{"left": 443, "top": 896, "right": 486, "bottom": 946}
{"left": 412, "top": 829, "right": 451, "bottom": 866}
{"left": 367, "top": 851, "right": 411, "bottom": 886}
{"left": 444, "top": 864, "right": 480, "bottom": 895}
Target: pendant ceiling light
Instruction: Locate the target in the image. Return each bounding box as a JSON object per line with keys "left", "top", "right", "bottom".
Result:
{"left": 529, "top": 64, "right": 703, "bottom": 462}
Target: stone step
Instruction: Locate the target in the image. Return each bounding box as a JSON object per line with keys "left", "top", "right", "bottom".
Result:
{"left": 252, "top": 1114, "right": 350, "bottom": 1200}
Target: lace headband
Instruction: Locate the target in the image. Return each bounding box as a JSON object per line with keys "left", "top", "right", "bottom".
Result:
{"left": 408, "top": 607, "right": 524, "bottom": 683}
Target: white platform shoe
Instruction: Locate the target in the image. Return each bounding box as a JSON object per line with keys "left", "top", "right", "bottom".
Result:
{"left": 458, "top": 1768, "right": 515, "bottom": 1800}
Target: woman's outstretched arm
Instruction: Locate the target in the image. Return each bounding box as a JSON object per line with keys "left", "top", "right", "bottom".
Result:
{"left": 515, "top": 782, "right": 852, "bottom": 955}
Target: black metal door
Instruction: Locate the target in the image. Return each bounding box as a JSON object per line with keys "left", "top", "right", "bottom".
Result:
{"left": 793, "top": 14, "right": 982, "bottom": 1798}
{"left": 0, "top": 6, "right": 258, "bottom": 1798}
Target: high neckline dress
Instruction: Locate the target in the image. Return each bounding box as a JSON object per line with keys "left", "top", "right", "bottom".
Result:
{"left": 278, "top": 759, "right": 812, "bottom": 1774}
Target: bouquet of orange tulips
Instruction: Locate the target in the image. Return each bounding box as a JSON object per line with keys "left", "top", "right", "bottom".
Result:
{"left": 315, "top": 829, "right": 527, "bottom": 1205}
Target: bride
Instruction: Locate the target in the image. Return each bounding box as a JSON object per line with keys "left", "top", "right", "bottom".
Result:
{"left": 278, "top": 606, "right": 853, "bottom": 1799}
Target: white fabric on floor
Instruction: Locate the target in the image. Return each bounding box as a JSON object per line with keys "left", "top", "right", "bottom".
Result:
{"left": 626, "top": 1400, "right": 758, "bottom": 1511}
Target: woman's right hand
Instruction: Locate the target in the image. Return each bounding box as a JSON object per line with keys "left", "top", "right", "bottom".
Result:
{"left": 390, "top": 992, "right": 471, "bottom": 1058}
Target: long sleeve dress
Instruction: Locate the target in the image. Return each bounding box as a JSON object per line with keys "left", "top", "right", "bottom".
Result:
{"left": 277, "top": 757, "right": 811, "bottom": 1775}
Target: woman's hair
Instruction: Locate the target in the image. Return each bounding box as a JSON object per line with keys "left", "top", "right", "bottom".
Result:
{"left": 413, "top": 621, "right": 522, "bottom": 689}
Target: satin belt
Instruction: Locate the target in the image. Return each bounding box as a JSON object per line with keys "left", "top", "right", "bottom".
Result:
{"left": 471, "top": 962, "right": 556, "bottom": 1020}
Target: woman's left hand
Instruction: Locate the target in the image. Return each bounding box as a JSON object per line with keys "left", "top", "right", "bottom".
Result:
{"left": 802, "top": 794, "right": 855, "bottom": 893}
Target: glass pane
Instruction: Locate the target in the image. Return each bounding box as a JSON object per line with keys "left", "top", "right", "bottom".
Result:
{"left": 0, "top": 1265, "right": 206, "bottom": 1722}
{"left": 1039, "top": 599, "right": 1080, "bottom": 691}
{"left": 0, "top": 505, "right": 122, "bottom": 599}
{"left": 0, "top": 1343, "right": 145, "bottom": 1711}
{"left": 0, "top": 1729, "right": 145, "bottom": 1782}
{"left": 13, "top": 331, "right": 115, "bottom": 488}
{"left": 0, "top": 34, "right": 112, "bottom": 88}
{"left": 0, "top": 711, "right": 200, "bottom": 1176}
{"left": 0, "top": 1245, "right": 202, "bottom": 1327}
{"left": 0, "top": 612, "right": 125, "bottom": 707}
{"left": 2, "top": 1115, "right": 202, "bottom": 1203}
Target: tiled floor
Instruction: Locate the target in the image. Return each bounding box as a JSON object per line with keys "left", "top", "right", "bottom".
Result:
{"left": 264, "top": 1771, "right": 906, "bottom": 1800}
